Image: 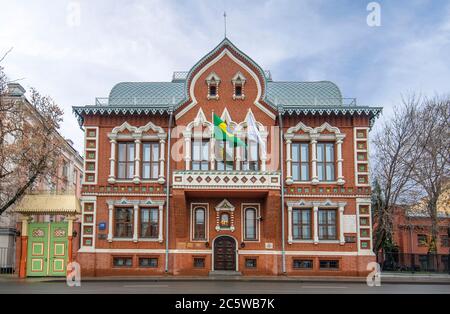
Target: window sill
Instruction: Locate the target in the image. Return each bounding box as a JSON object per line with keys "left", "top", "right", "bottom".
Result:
{"left": 289, "top": 240, "right": 314, "bottom": 244}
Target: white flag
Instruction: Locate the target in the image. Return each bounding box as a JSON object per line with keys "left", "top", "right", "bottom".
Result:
{"left": 246, "top": 112, "right": 266, "bottom": 154}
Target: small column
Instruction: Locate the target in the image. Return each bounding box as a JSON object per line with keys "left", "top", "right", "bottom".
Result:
{"left": 260, "top": 133, "right": 268, "bottom": 172}
{"left": 287, "top": 206, "right": 293, "bottom": 244}
{"left": 158, "top": 136, "right": 166, "bottom": 184}
{"left": 210, "top": 136, "right": 216, "bottom": 170}
{"left": 336, "top": 135, "right": 345, "bottom": 185}
{"left": 158, "top": 205, "right": 164, "bottom": 243}
{"left": 133, "top": 204, "right": 139, "bottom": 243}
{"left": 66, "top": 215, "right": 75, "bottom": 263}
{"left": 311, "top": 134, "right": 319, "bottom": 185}
{"left": 183, "top": 131, "right": 191, "bottom": 170}
{"left": 107, "top": 204, "right": 113, "bottom": 242}
{"left": 339, "top": 205, "right": 345, "bottom": 245}
{"left": 313, "top": 206, "right": 319, "bottom": 244}
{"left": 108, "top": 138, "right": 117, "bottom": 184}
{"left": 133, "top": 137, "right": 141, "bottom": 184}
{"left": 19, "top": 216, "right": 30, "bottom": 279}
{"left": 285, "top": 134, "right": 293, "bottom": 185}
{"left": 235, "top": 133, "right": 242, "bottom": 171}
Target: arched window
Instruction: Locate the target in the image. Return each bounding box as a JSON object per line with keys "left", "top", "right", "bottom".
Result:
{"left": 194, "top": 207, "right": 206, "bottom": 240}
{"left": 244, "top": 207, "right": 257, "bottom": 240}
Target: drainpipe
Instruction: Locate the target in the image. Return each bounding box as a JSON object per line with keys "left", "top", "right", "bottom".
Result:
{"left": 278, "top": 104, "right": 286, "bottom": 274}
{"left": 165, "top": 105, "right": 174, "bottom": 273}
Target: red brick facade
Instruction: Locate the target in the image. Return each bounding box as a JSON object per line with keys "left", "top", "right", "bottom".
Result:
{"left": 74, "top": 39, "right": 380, "bottom": 276}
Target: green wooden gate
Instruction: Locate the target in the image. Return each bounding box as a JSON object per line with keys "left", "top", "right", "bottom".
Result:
{"left": 26, "top": 222, "right": 69, "bottom": 277}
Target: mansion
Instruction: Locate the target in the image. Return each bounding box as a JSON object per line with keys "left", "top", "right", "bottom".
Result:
{"left": 72, "top": 38, "right": 382, "bottom": 276}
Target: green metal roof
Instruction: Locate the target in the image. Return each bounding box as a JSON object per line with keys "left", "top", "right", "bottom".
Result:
{"left": 72, "top": 38, "right": 382, "bottom": 127}
{"left": 104, "top": 80, "right": 345, "bottom": 108}
{"left": 108, "top": 82, "right": 184, "bottom": 106}
{"left": 265, "top": 81, "right": 343, "bottom": 107}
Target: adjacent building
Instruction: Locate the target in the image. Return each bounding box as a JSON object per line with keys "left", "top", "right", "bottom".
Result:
{"left": 72, "top": 39, "right": 382, "bottom": 276}
{"left": 0, "top": 83, "right": 83, "bottom": 276}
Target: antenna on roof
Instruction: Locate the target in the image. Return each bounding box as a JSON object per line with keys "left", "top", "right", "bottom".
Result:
{"left": 224, "top": 11, "right": 227, "bottom": 38}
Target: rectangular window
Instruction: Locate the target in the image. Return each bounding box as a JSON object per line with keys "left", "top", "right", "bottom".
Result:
{"left": 194, "top": 257, "right": 205, "bottom": 268}
{"left": 244, "top": 207, "right": 257, "bottom": 240}
{"left": 209, "top": 85, "right": 217, "bottom": 96}
{"left": 140, "top": 208, "right": 159, "bottom": 238}
{"left": 114, "top": 208, "right": 133, "bottom": 238}
{"left": 193, "top": 207, "right": 206, "bottom": 240}
{"left": 245, "top": 258, "right": 257, "bottom": 268}
{"left": 113, "top": 257, "right": 132, "bottom": 267}
{"left": 441, "top": 236, "right": 449, "bottom": 248}
{"left": 216, "top": 140, "right": 234, "bottom": 170}
{"left": 292, "top": 143, "right": 309, "bottom": 181}
{"left": 235, "top": 85, "right": 242, "bottom": 96}
{"left": 292, "top": 209, "right": 312, "bottom": 240}
{"left": 242, "top": 138, "right": 259, "bottom": 171}
{"left": 142, "top": 142, "right": 159, "bottom": 179}
{"left": 417, "top": 234, "right": 428, "bottom": 246}
{"left": 318, "top": 209, "right": 337, "bottom": 240}
{"left": 319, "top": 260, "right": 339, "bottom": 270}
{"left": 293, "top": 259, "right": 313, "bottom": 269}
{"left": 139, "top": 258, "right": 158, "bottom": 268}
{"left": 192, "top": 140, "right": 209, "bottom": 170}
{"left": 118, "top": 142, "right": 135, "bottom": 179}
{"left": 317, "top": 143, "right": 334, "bottom": 181}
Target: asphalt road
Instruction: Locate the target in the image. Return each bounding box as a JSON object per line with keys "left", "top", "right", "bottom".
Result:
{"left": 0, "top": 280, "right": 449, "bottom": 294}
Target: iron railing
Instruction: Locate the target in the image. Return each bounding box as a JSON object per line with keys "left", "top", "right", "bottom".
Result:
{"left": 377, "top": 252, "right": 450, "bottom": 273}
{"left": 95, "top": 96, "right": 184, "bottom": 106}
{"left": 172, "top": 70, "right": 273, "bottom": 82}
{"left": 0, "top": 247, "right": 16, "bottom": 275}
{"left": 270, "top": 97, "right": 357, "bottom": 107}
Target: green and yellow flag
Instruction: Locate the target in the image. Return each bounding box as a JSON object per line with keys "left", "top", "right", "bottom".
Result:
{"left": 213, "top": 113, "right": 246, "bottom": 147}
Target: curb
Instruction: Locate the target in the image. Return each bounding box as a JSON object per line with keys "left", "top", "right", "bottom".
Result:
{"left": 1, "top": 275, "right": 449, "bottom": 285}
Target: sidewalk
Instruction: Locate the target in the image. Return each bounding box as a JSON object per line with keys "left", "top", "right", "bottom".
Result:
{"left": 1, "top": 272, "right": 449, "bottom": 284}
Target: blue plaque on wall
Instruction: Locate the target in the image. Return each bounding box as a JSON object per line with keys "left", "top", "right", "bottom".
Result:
{"left": 98, "top": 222, "right": 106, "bottom": 231}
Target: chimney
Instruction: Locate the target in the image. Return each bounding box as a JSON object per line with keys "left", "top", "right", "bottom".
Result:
{"left": 7, "top": 83, "right": 26, "bottom": 97}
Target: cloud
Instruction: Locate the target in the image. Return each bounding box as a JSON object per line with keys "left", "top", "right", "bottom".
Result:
{"left": 0, "top": 0, "right": 449, "bottom": 152}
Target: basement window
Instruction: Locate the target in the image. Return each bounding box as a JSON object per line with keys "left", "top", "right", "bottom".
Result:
{"left": 319, "top": 260, "right": 339, "bottom": 270}
{"left": 113, "top": 257, "right": 132, "bottom": 267}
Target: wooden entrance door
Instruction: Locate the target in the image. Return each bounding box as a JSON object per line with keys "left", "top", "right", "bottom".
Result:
{"left": 26, "top": 222, "right": 68, "bottom": 277}
{"left": 214, "top": 236, "right": 236, "bottom": 271}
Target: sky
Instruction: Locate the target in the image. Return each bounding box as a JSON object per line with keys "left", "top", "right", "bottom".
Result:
{"left": 0, "top": 0, "right": 449, "bottom": 152}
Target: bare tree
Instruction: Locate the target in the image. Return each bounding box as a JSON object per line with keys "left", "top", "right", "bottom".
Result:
{"left": 405, "top": 96, "right": 450, "bottom": 250}
{"left": 0, "top": 61, "right": 64, "bottom": 216}
{"left": 371, "top": 95, "right": 425, "bottom": 252}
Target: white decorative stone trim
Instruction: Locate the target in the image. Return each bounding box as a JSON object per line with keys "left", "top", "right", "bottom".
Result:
{"left": 215, "top": 199, "right": 236, "bottom": 232}
{"left": 206, "top": 72, "right": 220, "bottom": 100}
{"left": 241, "top": 203, "right": 261, "bottom": 242}
{"left": 286, "top": 199, "right": 347, "bottom": 246}
{"left": 106, "top": 198, "right": 165, "bottom": 243}
{"left": 173, "top": 171, "right": 280, "bottom": 190}
{"left": 83, "top": 126, "right": 99, "bottom": 185}
{"left": 285, "top": 122, "right": 346, "bottom": 185}
{"left": 190, "top": 203, "right": 209, "bottom": 242}
{"left": 108, "top": 121, "right": 167, "bottom": 184}
{"left": 175, "top": 48, "right": 275, "bottom": 120}
{"left": 80, "top": 196, "right": 97, "bottom": 249}
{"left": 232, "top": 71, "right": 246, "bottom": 100}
